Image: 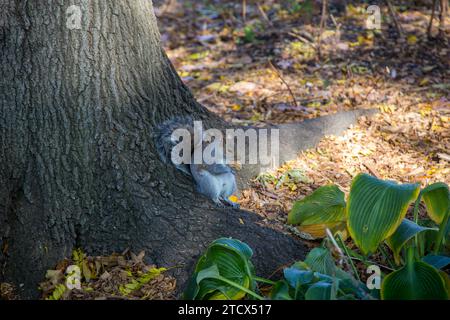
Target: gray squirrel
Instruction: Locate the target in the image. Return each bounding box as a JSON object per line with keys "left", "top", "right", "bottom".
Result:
{"left": 155, "top": 116, "right": 239, "bottom": 208}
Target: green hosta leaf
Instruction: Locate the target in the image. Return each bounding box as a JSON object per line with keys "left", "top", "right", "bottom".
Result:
{"left": 422, "top": 254, "right": 450, "bottom": 269}
{"left": 445, "top": 219, "right": 450, "bottom": 248}
{"left": 283, "top": 267, "right": 315, "bottom": 289}
{"left": 281, "top": 255, "right": 371, "bottom": 300}
{"left": 270, "top": 280, "right": 293, "bottom": 300}
{"left": 305, "top": 281, "right": 333, "bottom": 300}
{"left": 212, "top": 238, "right": 253, "bottom": 260}
{"left": 196, "top": 264, "right": 221, "bottom": 283}
{"left": 288, "top": 185, "right": 346, "bottom": 239}
{"left": 386, "top": 219, "right": 438, "bottom": 264}
{"left": 381, "top": 260, "right": 448, "bottom": 300}
{"left": 439, "top": 271, "right": 450, "bottom": 297}
{"left": 309, "top": 249, "right": 354, "bottom": 280}
{"left": 303, "top": 248, "right": 369, "bottom": 299}
{"left": 304, "top": 247, "right": 337, "bottom": 276}
{"left": 183, "top": 238, "right": 257, "bottom": 300}
{"left": 414, "top": 218, "right": 442, "bottom": 253}
{"left": 288, "top": 185, "right": 346, "bottom": 225}
{"left": 347, "top": 174, "right": 420, "bottom": 255}
{"left": 421, "top": 182, "right": 450, "bottom": 225}
{"left": 283, "top": 266, "right": 333, "bottom": 300}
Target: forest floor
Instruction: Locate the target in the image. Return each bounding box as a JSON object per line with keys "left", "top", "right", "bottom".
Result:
{"left": 157, "top": 0, "right": 449, "bottom": 236}
{"left": 2, "top": 0, "right": 449, "bottom": 300}
{"left": 157, "top": 0, "right": 450, "bottom": 294}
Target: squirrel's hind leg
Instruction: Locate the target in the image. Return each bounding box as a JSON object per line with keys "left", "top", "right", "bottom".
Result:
{"left": 192, "top": 174, "right": 223, "bottom": 207}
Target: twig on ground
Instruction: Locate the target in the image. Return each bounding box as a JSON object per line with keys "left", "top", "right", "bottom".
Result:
{"left": 385, "top": 0, "right": 405, "bottom": 38}
{"left": 349, "top": 257, "right": 395, "bottom": 272}
{"left": 288, "top": 32, "right": 317, "bottom": 49}
{"left": 363, "top": 162, "right": 381, "bottom": 178}
{"left": 257, "top": 3, "right": 273, "bottom": 26}
{"left": 330, "top": 14, "right": 339, "bottom": 29}
{"left": 438, "top": 0, "right": 449, "bottom": 39}
{"left": 335, "top": 233, "right": 361, "bottom": 281}
{"left": 326, "top": 228, "right": 344, "bottom": 261}
{"left": 317, "top": 0, "right": 328, "bottom": 59}
{"left": 268, "top": 60, "right": 298, "bottom": 107}
{"left": 437, "top": 153, "right": 450, "bottom": 162}
{"left": 427, "top": 0, "right": 438, "bottom": 38}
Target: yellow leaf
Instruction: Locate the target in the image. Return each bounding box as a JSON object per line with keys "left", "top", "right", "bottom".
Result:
{"left": 431, "top": 124, "right": 442, "bottom": 132}
{"left": 380, "top": 104, "right": 396, "bottom": 113}
{"left": 299, "top": 224, "right": 328, "bottom": 239}
{"left": 179, "top": 71, "right": 189, "bottom": 78}
{"left": 229, "top": 195, "right": 238, "bottom": 203}
{"left": 206, "top": 82, "right": 229, "bottom": 93}
{"left": 82, "top": 261, "right": 92, "bottom": 281}
{"left": 299, "top": 222, "right": 347, "bottom": 240}
{"left": 419, "top": 78, "right": 430, "bottom": 86}
{"left": 199, "top": 74, "right": 212, "bottom": 81}
{"left": 357, "top": 35, "right": 364, "bottom": 45}
{"left": 407, "top": 35, "right": 417, "bottom": 45}
{"left": 231, "top": 104, "right": 242, "bottom": 111}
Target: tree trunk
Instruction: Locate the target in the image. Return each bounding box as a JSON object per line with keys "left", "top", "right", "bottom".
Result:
{"left": 0, "top": 0, "right": 309, "bottom": 298}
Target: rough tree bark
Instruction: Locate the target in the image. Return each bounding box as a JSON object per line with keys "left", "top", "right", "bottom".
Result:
{"left": 0, "top": 1, "right": 314, "bottom": 298}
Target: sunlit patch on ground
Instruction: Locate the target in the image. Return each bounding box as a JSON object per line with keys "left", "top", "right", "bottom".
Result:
{"left": 156, "top": 0, "right": 449, "bottom": 220}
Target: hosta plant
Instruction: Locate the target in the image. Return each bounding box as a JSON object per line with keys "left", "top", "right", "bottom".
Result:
{"left": 287, "top": 173, "right": 449, "bottom": 300}
{"left": 185, "top": 239, "right": 370, "bottom": 300}
{"left": 183, "top": 238, "right": 262, "bottom": 300}
{"left": 270, "top": 247, "right": 372, "bottom": 300}
{"left": 287, "top": 184, "right": 347, "bottom": 239}
{"left": 186, "top": 174, "right": 449, "bottom": 300}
